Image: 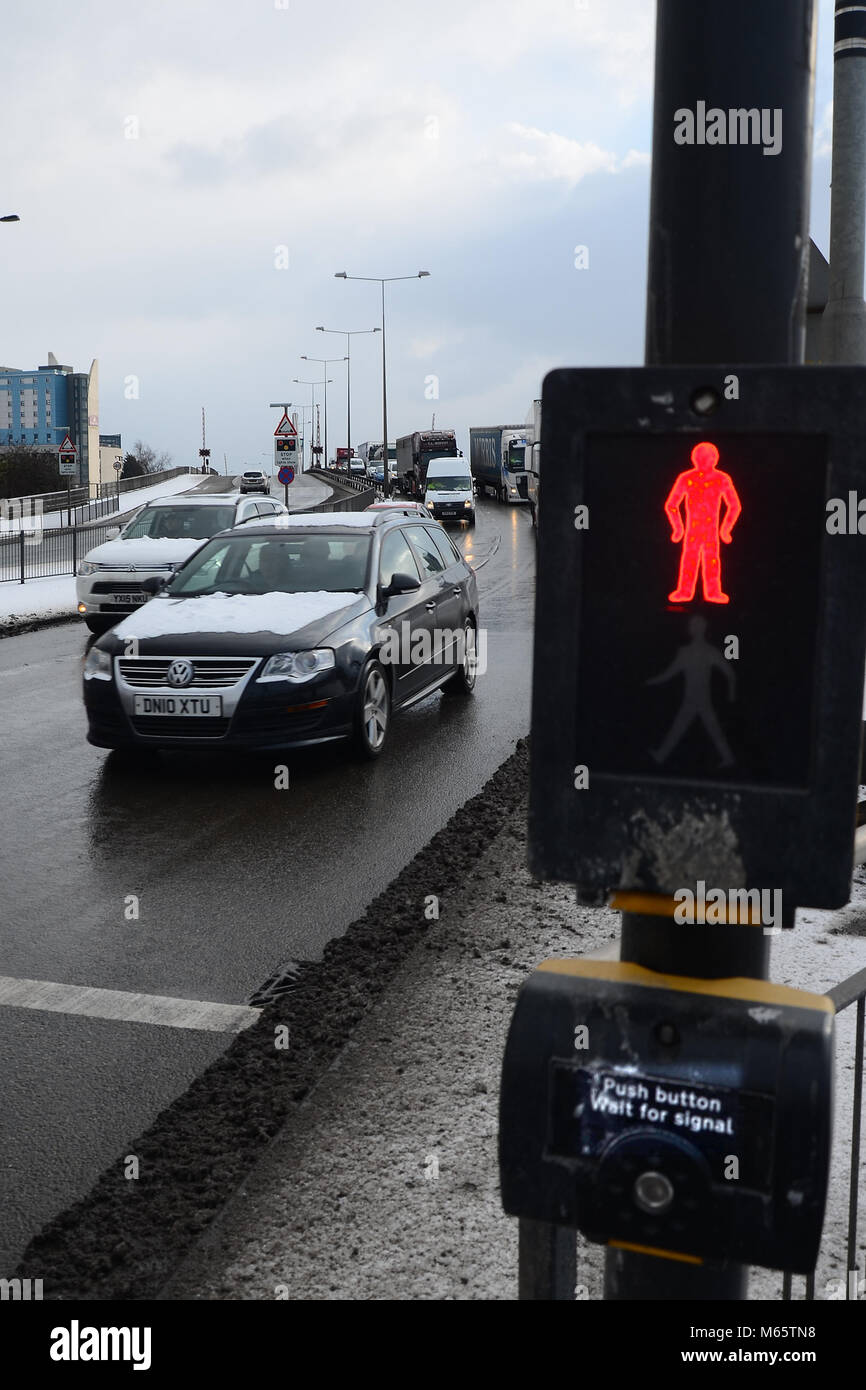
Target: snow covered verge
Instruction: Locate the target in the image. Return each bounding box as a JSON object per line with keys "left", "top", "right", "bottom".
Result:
{"left": 0, "top": 575, "right": 79, "bottom": 638}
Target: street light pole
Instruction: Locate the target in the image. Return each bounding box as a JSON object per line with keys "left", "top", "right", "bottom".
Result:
{"left": 300, "top": 355, "right": 347, "bottom": 468}
{"left": 334, "top": 271, "right": 430, "bottom": 497}
{"left": 315, "top": 327, "right": 380, "bottom": 470}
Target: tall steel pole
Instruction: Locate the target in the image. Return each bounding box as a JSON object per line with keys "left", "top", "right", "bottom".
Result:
{"left": 300, "top": 356, "right": 346, "bottom": 468}
{"left": 316, "top": 328, "right": 380, "bottom": 467}
{"left": 335, "top": 273, "right": 430, "bottom": 496}
{"left": 821, "top": 0, "right": 866, "bottom": 361}
{"left": 346, "top": 336, "right": 351, "bottom": 462}
{"left": 381, "top": 281, "right": 388, "bottom": 495}
{"left": 611, "top": 0, "right": 819, "bottom": 1304}
{"left": 645, "top": 2, "right": 815, "bottom": 366}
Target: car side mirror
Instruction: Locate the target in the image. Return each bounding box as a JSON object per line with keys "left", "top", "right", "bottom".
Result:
{"left": 383, "top": 572, "right": 421, "bottom": 597}
{"left": 106, "top": 527, "right": 121, "bottom": 539}
{"left": 141, "top": 576, "right": 165, "bottom": 595}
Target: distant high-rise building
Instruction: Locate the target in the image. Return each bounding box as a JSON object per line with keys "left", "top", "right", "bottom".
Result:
{"left": 0, "top": 352, "right": 99, "bottom": 489}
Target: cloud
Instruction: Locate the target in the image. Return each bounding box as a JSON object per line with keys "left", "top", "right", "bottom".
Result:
{"left": 501, "top": 124, "right": 648, "bottom": 185}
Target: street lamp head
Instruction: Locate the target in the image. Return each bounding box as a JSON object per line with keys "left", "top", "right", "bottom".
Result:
{"left": 315, "top": 325, "right": 325, "bottom": 331}
{"left": 418, "top": 270, "right": 430, "bottom": 277}
{"left": 0, "top": 214, "right": 20, "bottom": 223}
{"left": 335, "top": 272, "right": 347, "bottom": 279}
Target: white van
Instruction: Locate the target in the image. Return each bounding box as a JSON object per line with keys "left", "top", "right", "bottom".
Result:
{"left": 423, "top": 455, "right": 475, "bottom": 526}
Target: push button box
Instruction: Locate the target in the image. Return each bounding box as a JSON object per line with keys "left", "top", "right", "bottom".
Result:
{"left": 499, "top": 959, "right": 833, "bottom": 1272}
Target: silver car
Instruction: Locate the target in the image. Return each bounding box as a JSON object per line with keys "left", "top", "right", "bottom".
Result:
{"left": 76, "top": 493, "right": 288, "bottom": 632}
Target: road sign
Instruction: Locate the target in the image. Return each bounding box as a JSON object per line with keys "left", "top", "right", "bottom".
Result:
{"left": 274, "top": 411, "right": 297, "bottom": 437}
{"left": 58, "top": 434, "right": 77, "bottom": 477}
{"left": 529, "top": 365, "right": 866, "bottom": 910}
{"left": 278, "top": 465, "right": 295, "bottom": 485}
{"left": 112, "top": 460, "right": 123, "bottom": 472}
{"left": 275, "top": 437, "right": 297, "bottom": 455}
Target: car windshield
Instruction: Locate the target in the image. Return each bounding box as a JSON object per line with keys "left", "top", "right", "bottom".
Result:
{"left": 426, "top": 477, "right": 471, "bottom": 491}
{"left": 123, "top": 505, "right": 235, "bottom": 540}
{"left": 167, "top": 533, "right": 372, "bottom": 596}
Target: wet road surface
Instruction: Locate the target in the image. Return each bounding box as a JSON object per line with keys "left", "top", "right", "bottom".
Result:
{"left": 0, "top": 495, "right": 536, "bottom": 1270}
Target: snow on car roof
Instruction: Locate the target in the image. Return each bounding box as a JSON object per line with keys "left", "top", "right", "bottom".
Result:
{"left": 247, "top": 512, "right": 378, "bottom": 529}
{"left": 113, "top": 590, "right": 362, "bottom": 639}
{"left": 144, "top": 492, "right": 244, "bottom": 507}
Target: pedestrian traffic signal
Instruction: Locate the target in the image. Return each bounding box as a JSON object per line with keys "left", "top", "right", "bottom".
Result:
{"left": 529, "top": 366, "right": 866, "bottom": 908}
{"left": 663, "top": 440, "right": 741, "bottom": 603}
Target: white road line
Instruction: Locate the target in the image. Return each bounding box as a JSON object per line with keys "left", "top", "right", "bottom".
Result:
{"left": 0, "top": 976, "right": 261, "bottom": 1033}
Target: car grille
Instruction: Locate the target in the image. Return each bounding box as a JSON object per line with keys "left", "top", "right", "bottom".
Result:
{"left": 117, "top": 657, "right": 259, "bottom": 688}
{"left": 130, "top": 716, "right": 232, "bottom": 738}
{"left": 92, "top": 563, "right": 175, "bottom": 573}
{"left": 91, "top": 582, "right": 149, "bottom": 595}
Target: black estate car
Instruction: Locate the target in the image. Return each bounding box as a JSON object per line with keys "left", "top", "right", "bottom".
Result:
{"left": 83, "top": 512, "right": 480, "bottom": 759}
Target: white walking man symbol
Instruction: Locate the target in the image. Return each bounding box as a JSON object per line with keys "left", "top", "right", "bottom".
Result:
{"left": 646, "top": 616, "right": 736, "bottom": 768}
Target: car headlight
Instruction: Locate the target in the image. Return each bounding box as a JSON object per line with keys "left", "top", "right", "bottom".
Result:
{"left": 258, "top": 649, "right": 336, "bottom": 683}
{"left": 464, "top": 499, "right": 472, "bottom": 507}
{"left": 77, "top": 560, "right": 97, "bottom": 576}
{"left": 83, "top": 648, "right": 113, "bottom": 681}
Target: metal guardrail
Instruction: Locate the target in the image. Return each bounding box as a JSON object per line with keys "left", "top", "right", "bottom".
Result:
{"left": 307, "top": 468, "right": 376, "bottom": 512}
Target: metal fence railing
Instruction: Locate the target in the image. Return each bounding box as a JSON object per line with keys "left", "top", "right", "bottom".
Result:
{"left": 0, "top": 520, "right": 123, "bottom": 583}
{"left": 94, "top": 466, "right": 196, "bottom": 501}
{"left": 0, "top": 469, "right": 204, "bottom": 583}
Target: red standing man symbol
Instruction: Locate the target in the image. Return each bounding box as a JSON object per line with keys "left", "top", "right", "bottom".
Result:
{"left": 663, "top": 441, "right": 742, "bottom": 604}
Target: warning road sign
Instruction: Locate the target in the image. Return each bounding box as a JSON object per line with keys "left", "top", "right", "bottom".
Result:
{"left": 274, "top": 411, "right": 297, "bottom": 437}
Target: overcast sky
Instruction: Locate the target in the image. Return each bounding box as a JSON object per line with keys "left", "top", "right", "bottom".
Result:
{"left": 0, "top": 0, "right": 839, "bottom": 468}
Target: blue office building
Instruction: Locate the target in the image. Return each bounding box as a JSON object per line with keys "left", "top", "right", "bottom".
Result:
{"left": 0, "top": 352, "right": 99, "bottom": 488}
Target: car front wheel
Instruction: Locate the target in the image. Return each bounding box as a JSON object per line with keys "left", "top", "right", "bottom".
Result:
{"left": 353, "top": 660, "right": 390, "bottom": 759}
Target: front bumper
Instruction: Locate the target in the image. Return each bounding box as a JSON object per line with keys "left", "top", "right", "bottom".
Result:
{"left": 76, "top": 569, "right": 174, "bottom": 617}
{"left": 427, "top": 504, "right": 473, "bottom": 522}
{"left": 84, "top": 658, "right": 356, "bottom": 751}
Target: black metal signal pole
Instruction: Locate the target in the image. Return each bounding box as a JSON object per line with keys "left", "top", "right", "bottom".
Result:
{"left": 606, "top": 0, "right": 818, "bottom": 1301}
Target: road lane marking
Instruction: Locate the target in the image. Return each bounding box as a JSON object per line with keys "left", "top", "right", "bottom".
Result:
{"left": 0, "top": 976, "right": 261, "bottom": 1033}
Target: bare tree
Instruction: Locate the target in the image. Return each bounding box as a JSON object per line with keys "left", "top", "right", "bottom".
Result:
{"left": 122, "top": 441, "right": 173, "bottom": 478}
